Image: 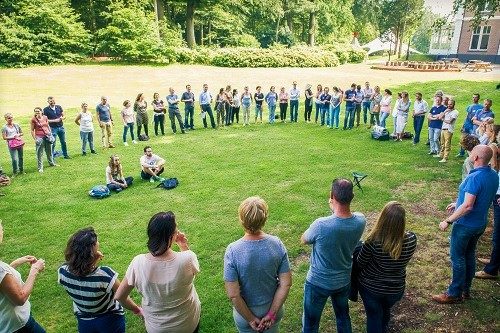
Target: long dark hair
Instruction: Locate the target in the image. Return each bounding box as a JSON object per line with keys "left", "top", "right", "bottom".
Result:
{"left": 65, "top": 227, "right": 99, "bottom": 276}
{"left": 147, "top": 212, "right": 177, "bottom": 256}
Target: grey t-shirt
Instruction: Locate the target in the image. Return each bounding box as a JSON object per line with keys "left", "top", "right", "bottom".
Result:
{"left": 303, "top": 212, "right": 366, "bottom": 290}
{"left": 224, "top": 234, "right": 290, "bottom": 307}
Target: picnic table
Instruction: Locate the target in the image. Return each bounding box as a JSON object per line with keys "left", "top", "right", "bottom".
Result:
{"left": 470, "top": 61, "right": 493, "bottom": 72}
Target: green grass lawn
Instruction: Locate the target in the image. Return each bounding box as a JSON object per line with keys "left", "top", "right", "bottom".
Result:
{"left": 0, "top": 80, "right": 499, "bottom": 332}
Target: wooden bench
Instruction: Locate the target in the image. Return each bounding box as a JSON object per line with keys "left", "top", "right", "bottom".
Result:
{"left": 470, "top": 62, "right": 493, "bottom": 72}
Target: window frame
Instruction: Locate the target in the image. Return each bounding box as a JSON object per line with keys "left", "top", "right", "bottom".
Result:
{"left": 469, "top": 25, "right": 491, "bottom": 51}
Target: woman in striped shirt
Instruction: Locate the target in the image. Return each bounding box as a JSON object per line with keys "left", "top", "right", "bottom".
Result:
{"left": 58, "top": 228, "right": 142, "bottom": 332}
{"left": 356, "top": 201, "right": 417, "bottom": 333}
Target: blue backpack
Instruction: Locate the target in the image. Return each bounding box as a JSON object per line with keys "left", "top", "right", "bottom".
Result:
{"left": 89, "top": 185, "right": 111, "bottom": 199}
{"left": 156, "top": 178, "right": 179, "bottom": 190}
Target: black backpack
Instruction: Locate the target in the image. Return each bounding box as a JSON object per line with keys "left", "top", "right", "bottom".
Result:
{"left": 156, "top": 178, "right": 179, "bottom": 190}
{"left": 138, "top": 134, "right": 149, "bottom": 141}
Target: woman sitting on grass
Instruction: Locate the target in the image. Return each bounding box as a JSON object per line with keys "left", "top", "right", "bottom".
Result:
{"left": 0, "top": 220, "right": 46, "bottom": 332}
{"left": 58, "top": 227, "right": 143, "bottom": 333}
{"left": 106, "top": 155, "right": 133, "bottom": 192}
{"left": 356, "top": 201, "right": 417, "bottom": 333}
{"left": 224, "top": 196, "right": 292, "bottom": 333}
{"left": 115, "top": 212, "right": 201, "bottom": 333}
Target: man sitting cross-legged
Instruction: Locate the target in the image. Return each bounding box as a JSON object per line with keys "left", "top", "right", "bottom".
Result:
{"left": 140, "top": 146, "right": 165, "bottom": 183}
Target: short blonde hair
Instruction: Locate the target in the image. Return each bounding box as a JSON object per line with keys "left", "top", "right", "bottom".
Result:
{"left": 238, "top": 196, "right": 268, "bottom": 234}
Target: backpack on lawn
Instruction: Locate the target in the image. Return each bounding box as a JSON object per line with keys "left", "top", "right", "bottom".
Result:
{"left": 371, "top": 125, "right": 390, "bottom": 141}
{"left": 89, "top": 185, "right": 111, "bottom": 199}
{"left": 156, "top": 178, "right": 179, "bottom": 190}
{"left": 138, "top": 134, "right": 149, "bottom": 141}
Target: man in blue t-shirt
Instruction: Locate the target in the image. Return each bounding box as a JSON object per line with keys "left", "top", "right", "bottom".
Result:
{"left": 43, "top": 96, "right": 70, "bottom": 159}
{"left": 471, "top": 99, "right": 494, "bottom": 134}
{"left": 427, "top": 95, "right": 446, "bottom": 156}
{"left": 166, "top": 87, "right": 186, "bottom": 134}
{"left": 301, "top": 178, "right": 366, "bottom": 333}
{"left": 181, "top": 85, "right": 196, "bottom": 130}
{"left": 432, "top": 145, "right": 499, "bottom": 304}
{"left": 343, "top": 83, "right": 357, "bottom": 130}
{"left": 199, "top": 83, "right": 216, "bottom": 129}
{"left": 96, "top": 96, "right": 115, "bottom": 148}
{"left": 457, "top": 94, "right": 483, "bottom": 157}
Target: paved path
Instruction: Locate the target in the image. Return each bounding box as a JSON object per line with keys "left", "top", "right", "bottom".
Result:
{"left": 1, "top": 62, "right": 498, "bottom": 115}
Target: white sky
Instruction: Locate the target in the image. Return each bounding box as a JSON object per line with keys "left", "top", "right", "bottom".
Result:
{"left": 424, "top": 0, "right": 454, "bottom": 14}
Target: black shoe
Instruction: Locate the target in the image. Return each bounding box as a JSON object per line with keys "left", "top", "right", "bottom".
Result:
{"left": 91, "top": 150, "right": 97, "bottom": 154}
{"left": 64, "top": 155, "right": 71, "bottom": 159}
{"left": 191, "top": 127, "right": 195, "bottom": 130}
{"left": 82, "top": 152, "right": 87, "bottom": 156}
{"left": 181, "top": 130, "right": 186, "bottom": 134}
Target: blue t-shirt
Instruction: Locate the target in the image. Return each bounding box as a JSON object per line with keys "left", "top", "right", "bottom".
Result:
{"left": 96, "top": 103, "right": 111, "bottom": 122}
{"left": 462, "top": 103, "right": 483, "bottom": 133}
{"left": 320, "top": 93, "right": 331, "bottom": 107}
{"left": 181, "top": 91, "right": 195, "bottom": 106}
{"left": 472, "top": 108, "right": 495, "bottom": 133}
{"left": 224, "top": 235, "right": 290, "bottom": 307}
{"left": 167, "top": 94, "right": 179, "bottom": 110}
{"left": 303, "top": 213, "right": 366, "bottom": 290}
{"left": 456, "top": 166, "right": 499, "bottom": 229}
{"left": 43, "top": 105, "right": 64, "bottom": 128}
{"left": 265, "top": 92, "right": 278, "bottom": 107}
{"left": 345, "top": 89, "right": 356, "bottom": 108}
{"left": 429, "top": 105, "right": 446, "bottom": 129}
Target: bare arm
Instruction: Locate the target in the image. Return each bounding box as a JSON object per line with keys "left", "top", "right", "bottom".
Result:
{"left": 111, "top": 279, "right": 142, "bottom": 316}
{"left": 75, "top": 113, "right": 81, "bottom": 126}
{"left": 225, "top": 281, "right": 261, "bottom": 331}
{"left": 0, "top": 259, "right": 44, "bottom": 306}
{"left": 439, "top": 193, "right": 476, "bottom": 231}
{"left": 259, "top": 271, "right": 292, "bottom": 330}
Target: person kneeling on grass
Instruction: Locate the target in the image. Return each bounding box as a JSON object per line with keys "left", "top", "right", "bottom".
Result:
{"left": 140, "top": 146, "right": 165, "bottom": 183}
{"left": 58, "top": 228, "right": 143, "bottom": 333}
{"left": 106, "top": 155, "right": 133, "bottom": 192}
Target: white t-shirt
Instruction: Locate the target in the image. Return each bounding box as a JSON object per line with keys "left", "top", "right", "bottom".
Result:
{"left": 0, "top": 261, "right": 31, "bottom": 333}
{"left": 79, "top": 112, "right": 94, "bottom": 132}
{"left": 125, "top": 252, "right": 201, "bottom": 333}
{"left": 442, "top": 109, "right": 459, "bottom": 132}
{"left": 105, "top": 165, "right": 122, "bottom": 184}
{"left": 140, "top": 154, "right": 163, "bottom": 169}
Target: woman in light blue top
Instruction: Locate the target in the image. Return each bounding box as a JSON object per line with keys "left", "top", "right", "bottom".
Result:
{"left": 240, "top": 87, "right": 253, "bottom": 126}
{"left": 329, "top": 87, "right": 343, "bottom": 129}
{"left": 224, "top": 197, "right": 292, "bottom": 333}
{"left": 265, "top": 86, "right": 278, "bottom": 124}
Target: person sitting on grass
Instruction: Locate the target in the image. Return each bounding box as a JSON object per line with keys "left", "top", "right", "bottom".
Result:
{"left": 106, "top": 155, "right": 133, "bottom": 192}
{"left": 140, "top": 146, "right": 165, "bottom": 183}
{"left": 58, "top": 227, "right": 143, "bottom": 333}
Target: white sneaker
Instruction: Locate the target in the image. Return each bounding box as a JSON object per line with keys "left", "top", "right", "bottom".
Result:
{"left": 439, "top": 159, "right": 447, "bottom": 163}
{"left": 132, "top": 140, "right": 137, "bottom": 144}
{"left": 124, "top": 142, "right": 129, "bottom": 146}
{"left": 38, "top": 169, "right": 43, "bottom": 173}
{"left": 433, "top": 154, "right": 441, "bottom": 158}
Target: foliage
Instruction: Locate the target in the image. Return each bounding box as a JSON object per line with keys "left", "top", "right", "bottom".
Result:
{"left": 0, "top": 15, "right": 39, "bottom": 67}
{"left": 98, "top": 3, "right": 163, "bottom": 62}
{"left": 453, "top": 0, "right": 499, "bottom": 27}
{"left": 412, "top": 7, "right": 437, "bottom": 53}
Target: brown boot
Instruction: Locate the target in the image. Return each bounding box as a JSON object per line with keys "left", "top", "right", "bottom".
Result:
{"left": 431, "top": 293, "right": 463, "bottom": 304}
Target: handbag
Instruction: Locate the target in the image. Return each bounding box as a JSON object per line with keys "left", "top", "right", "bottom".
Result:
{"left": 45, "top": 134, "right": 56, "bottom": 144}
{"left": 8, "top": 137, "right": 24, "bottom": 149}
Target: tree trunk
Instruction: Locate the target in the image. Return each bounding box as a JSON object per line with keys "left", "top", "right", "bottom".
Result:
{"left": 208, "top": 19, "right": 212, "bottom": 46}
{"left": 406, "top": 36, "right": 411, "bottom": 60}
{"left": 154, "top": 0, "right": 164, "bottom": 21}
{"left": 308, "top": 11, "right": 316, "bottom": 46}
{"left": 283, "top": 0, "right": 293, "bottom": 33}
{"left": 186, "top": 0, "right": 196, "bottom": 48}
{"left": 398, "top": 22, "right": 405, "bottom": 58}
{"left": 200, "top": 25, "right": 204, "bottom": 46}
{"left": 275, "top": 17, "right": 281, "bottom": 42}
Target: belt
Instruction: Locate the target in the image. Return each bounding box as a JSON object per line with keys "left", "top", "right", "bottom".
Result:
{"left": 442, "top": 128, "right": 448, "bottom": 130}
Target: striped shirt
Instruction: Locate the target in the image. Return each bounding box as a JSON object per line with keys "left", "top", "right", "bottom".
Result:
{"left": 357, "top": 232, "right": 417, "bottom": 295}
{"left": 58, "top": 265, "right": 124, "bottom": 319}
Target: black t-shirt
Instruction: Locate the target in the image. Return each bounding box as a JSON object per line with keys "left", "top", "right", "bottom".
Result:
{"left": 254, "top": 93, "right": 264, "bottom": 106}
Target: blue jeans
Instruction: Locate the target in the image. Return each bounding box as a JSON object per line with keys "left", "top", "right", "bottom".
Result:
{"left": 362, "top": 102, "right": 371, "bottom": 124}
{"left": 320, "top": 105, "right": 328, "bottom": 125}
{"left": 14, "top": 315, "right": 45, "bottom": 333}
{"left": 77, "top": 313, "right": 125, "bottom": 333}
{"left": 325, "top": 105, "right": 330, "bottom": 126}
{"left": 428, "top": 127, "right": 441, "bottom": 154}
{"left": 359, "top": 285, "right": 403, "bottom": 333}
{"left": 224, "top": 103, "right": 233, "bottom": 125}
{"left": 255, "top": 104, "right": 263, "bottom": 120}
{"left": 50, "top": 126, "right": 68, "bottom": 157}
{"left": 107, "top": 177, "right": 133, "bottom": 192}
{"left": 302, "top": 281, "right": 352, "bottom": 333}
{"left": 154, "top": 114, "right": 165, "bottom": 135}
{"left": 447, "top": 223, "right": 485, "bottom": 297}
{"left": 413, "top": 115, "right": 425, "bottom": 143}
{"left": 268, "top": 104, "right": 276, "bottom": 123}
{"left": 484, "top": 196, "right": 500, "bottom": 276}
{"left": 380, "top": 112, "right": 390, "bottom": 128}
{"left": 201, "top": 104, "right": 216, "bottom": 128}
{"left": 123, "top": 123, "right": 134, "bottom": 142}
{"left": 314, "top": 103, "right": 321, "bottom": 123}
{"left": 330, "top": 104, "right": 340, "bottom": 128}
{"left": 80, "top": 131, "right": 95, "bottom": 153}
{"left": 8, "top": 146, "right": 23, "bottom": 174}
{"left": 184, "top": 105, "right": 194, "bottom": 129}
{"left": 343, "top": 106, "right": 355, "bottom": 129}
{"left": 290, "top": 100, "right": 299, "bottom": 122}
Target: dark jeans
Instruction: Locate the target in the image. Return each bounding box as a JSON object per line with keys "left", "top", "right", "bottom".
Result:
{"left": 14, "top": 315, "right": 45, "bottom": 333}
{"left": 413, "top": 115, "right": 425, "bottom": 143}
{"left": 140, "top": 168, "right": 164, "bottom": 180}
{"left": 343, "top": 106, "right": 355, "bottom": 129}
{"left": 50, "top": 126, "right": 68, "bottom": 157}
{"left": 362, "top": 102, "right": 371, "bottom": 124}
{"left": 447, "top": 223, "right": 485, "bottom": 297}
{"left": 369, "top": 113, "right": 380, "bottom": 126}
{"left": 279, "top": 103, "right": 288, "bottom": 121}
{"left": 484, "top": 196, "right": 500, "bottom": 275}
{"left": 201, "top": 104, "right": 216, "bottom": 128}
{"left": 305, "top": 100, "right": 312, "bottom": 121}
{"left": 77, "top": 313, "right": 125, "bottom": 333}
{"left": 314, "top": 103, "right": 321, "bottom": 123}
{"left": 302, "top": 281, "right": 352, "bottom": 333}
{"left": 359, "top": 285, "right": 403, "bottom": 333}
{"left": 122, "top": 123, "right": 135, "bottom": 142}
{"left": 355, "top": 103, "right": 362, "bottom": 126}
{"left": 184, "top": 105, "right": 194, "bottom": 129}
{"left": 107, "top": 177, "right": 133, "bottom": 192}
{"left": 224, "top": 102, "right": 233, "bottom": 125}
{"left": 154, "top": 113, "right": 165, "bottom": 135}
{"left": 168, "top": 108, "right": 185, "bottom": 133}
{"left": 290, "top": 100, "right": 299, "bottom": 122}
{"left": 232, "top": 106, "right": 240, "bottom": 123}
{"left": 137, "top": 123, "right": 148, "bottom": 138}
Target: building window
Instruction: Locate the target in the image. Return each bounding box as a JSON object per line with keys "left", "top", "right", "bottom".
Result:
{"left": 470, "top": 26, "right": 491, "bottom": 50}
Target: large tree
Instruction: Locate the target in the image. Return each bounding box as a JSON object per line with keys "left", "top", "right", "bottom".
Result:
{"left": 453, "top": 0, "right": 499, "bottom": 27}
